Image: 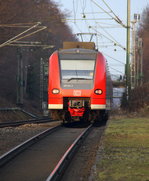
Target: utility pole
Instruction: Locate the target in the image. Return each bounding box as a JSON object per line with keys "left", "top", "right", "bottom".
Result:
{"left": 131, "top": 19, "right": 136, "bottom": 89}
{"left": 40, "top": 57, "right": 49, "bottom": 116}
{"left": 131, "top": 14, "right": 140, "bottom": 88}
{"left": 136, "top": 38, "right": 143, "bottom": 86}
{"left": 16, "top": 48, "right": 24, "bottom": 105}
{"left": 40, "top": 58, "right": 44, "bottom": 107}
{"left": 126, "top": 0, "right": 131, "bottom": 98}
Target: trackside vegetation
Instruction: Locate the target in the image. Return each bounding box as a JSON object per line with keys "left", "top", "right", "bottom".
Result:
{"left": 96, "top": 117, "right": 149, "bottom": 181}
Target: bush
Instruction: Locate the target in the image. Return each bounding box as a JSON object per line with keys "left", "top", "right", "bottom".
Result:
{"left": 121, "top": 83, "right": 149, "bottom": 112}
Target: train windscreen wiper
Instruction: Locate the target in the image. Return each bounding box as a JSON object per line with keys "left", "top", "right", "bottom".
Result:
{"left": 67, "top": 77, "right": 91, "bottom": 82}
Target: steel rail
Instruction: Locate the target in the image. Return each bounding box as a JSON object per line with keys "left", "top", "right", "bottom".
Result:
{"left": 0, "top": 118, "right": 54, "bottom": 128}
{"left": 46, "top": 124, "right": 92, "bottom": 181}
{"left": 0, "top": 107, "right": 38, "bottom": 118}
{"left": 0, "top": 125, "right": 61, "bottom": 167}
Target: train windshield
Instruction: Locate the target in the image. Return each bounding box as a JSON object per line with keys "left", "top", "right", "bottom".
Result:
{"left": 60, "top": 59, "right": 95, "bottom": 89}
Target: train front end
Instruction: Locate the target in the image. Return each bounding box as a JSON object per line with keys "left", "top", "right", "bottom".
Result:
{"left": 48, "top": 42, "right": 112, "bottom": 122}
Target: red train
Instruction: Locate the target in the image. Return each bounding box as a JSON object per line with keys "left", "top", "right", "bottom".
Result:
{"left": 48, "top": 42, "right": 112, "bottom": 123}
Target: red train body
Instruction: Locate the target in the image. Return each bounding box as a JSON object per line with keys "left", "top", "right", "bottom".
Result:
{"left": 48, "top": 42, "right": 112, "bottom": 122}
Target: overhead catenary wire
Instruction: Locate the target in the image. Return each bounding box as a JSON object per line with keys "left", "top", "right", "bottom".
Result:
{"left": 80, "top": 0, "right": 87, "bottom": 14}
{"left": 96, "top": 22, "right": 123, "bottom": 28}
{"left": 0, "top": 22, "right": 47, "bottom": 48}
{"left": 63, "top": 18, "right": 113, "bottom": 21}
{"left": 109, "top": 66, "right": 124, "bottom": 74}
{"left": 89, "top": 0, "right": 99, "bottom": 48}
{"left": 73, "top": 0, "right": 126, "bottom": 50}
{"left": 91, "top": 0, "right": 127, "bottom": 28}
{"left": 94, "top": 23, "right": 126, "bottom": 49}
{"left": 73, "top": 0, "right": 77, "bottom": 23}
{"left": 91, "top": 0, "right": 113, "bottom": 18}
{"left": 81, "top": 11, "right": 111, "bottom": 14}
{"left": 80, "top": 0, "right": 93, "bottom": 35}
{"left": 7, "top": 26, "right": 47, "bottom": 46}
{"left": 102, "top": 52, "right": 125, "bottom": 65}
{"left": 8, "top": 43, "right": 54, "bottom": 48}
{"left": 101, "top": 0, "right": 126, "bottom": 27}
{"left": 69, "top": 0, "right": 126, "bottom": 75}
{"left": 90, "top": 26, "right": 126, "bottom": 50}
{"left": 0, "top": 22, "right": 41, "bottom": 28}
{"left": 0, "top": 22, "right": 41, "bottom": 48}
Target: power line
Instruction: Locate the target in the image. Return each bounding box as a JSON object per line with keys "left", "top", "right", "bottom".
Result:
{"left": 0, "top": 22, "right": 40, "bottom": 28}
{"left": 74, "top": 23, "right": 83, "bottom": 35}
{"left": 96, "top": 22, "right": 123, "bottom": 28}
{"left": 101, "top": 0, "right": 126, "bottom": 28}
{"left": 79, "top": 0, "right": 93, "bottom": 35}
{"left": 109, "top": 66, "right": 124, "bottom": 74}
{"left": 89, "top": 26, "right": 126, "bottom": 50}
{"left": 0, "top": 22, "right": 47, "bottom": 48}
{"left": 73, "top": 0, "right": 77, "bottom": 23}
{"left": 82, "top": 11, "right": 111, "bottom": 14}
{"left": 91, "top": 0, "right": 114, "bottom": 18}
{"left": 8, "top": 41, "right": 54, "bottom": 48}
{"left": 62, "top": 18, "right": 113, "bottom": 21}
{"left": 80, "top": 0, "right": 87, "bottom": 13}
{"left": 0, "top": 22, "right": 41, "bottom": 47}
{"left": 10, "top": 26, "right": 47, "bottom": 43}
{"left": 94, "top": 23, "right": 125, "bottom": 49}
{"left": 91, "top": 0, "right": 127, "bottom": 28}
{"left": 102, "top": 52, "right": 125, "bottom": 65}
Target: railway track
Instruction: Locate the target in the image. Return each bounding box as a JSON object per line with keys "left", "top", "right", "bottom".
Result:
{"left": 0, "top": 107, "right": 37, "bottom": 118}
{"left": 0, "top": 107, "right": 53, "bottom": 128}
{"left": 0, "top": 118, "right": 54, "bottom": 128}
{"left": 0, "top": 122, "right": 94, "bottom": 181}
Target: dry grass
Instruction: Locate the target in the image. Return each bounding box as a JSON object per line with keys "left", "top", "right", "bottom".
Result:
{"left": 96, "top": 117, "right": 149, "bottom": 181}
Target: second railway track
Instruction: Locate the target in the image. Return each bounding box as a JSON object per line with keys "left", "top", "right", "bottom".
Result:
{"left": 0, "top": 118, "right": 53, "bottom": 128}
{"left": 0, "top": 122, "right": 96, "bottom": 181}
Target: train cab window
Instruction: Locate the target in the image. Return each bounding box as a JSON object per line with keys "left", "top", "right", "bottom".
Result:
{"left": 60, "top": 59, "right": 95, "bottom": 89}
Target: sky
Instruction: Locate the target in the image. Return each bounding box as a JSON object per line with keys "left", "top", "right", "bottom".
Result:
{"left": 54, "top": 0, "right": 149, "bottom": 78}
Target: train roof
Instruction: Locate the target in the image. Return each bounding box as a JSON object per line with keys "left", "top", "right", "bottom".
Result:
{"left": 62, "top": 41, "right": 95, "bottom": 50}
{"left": 58, "top": 48, "right": 97, "bottom": 60}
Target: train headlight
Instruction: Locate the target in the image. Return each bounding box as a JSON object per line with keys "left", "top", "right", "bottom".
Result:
{"left": 52, "top": 88, "right": 60, "bottom": 94}
{"left": 94, "top": 89, "right": 103, "bottom": 95}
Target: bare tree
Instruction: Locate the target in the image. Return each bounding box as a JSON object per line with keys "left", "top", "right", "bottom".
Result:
{"left": 138, "top": 5, "right": 149, "bottom": 83}
{"left": 0, "top": 0, "right": 76, "bottom": 107}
